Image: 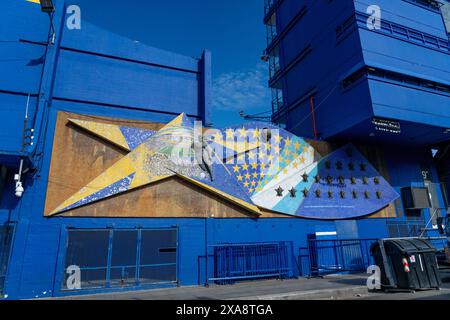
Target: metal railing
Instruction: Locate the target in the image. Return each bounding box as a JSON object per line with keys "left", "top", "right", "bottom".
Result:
{"left": 204, "top": 242, "right": 295, "bottom": 285}
{"left": 299, "top": 239, "right": 377, "bottom": 277}
{"left": 268, "top": 54, "right": 281, "bottom": 79}
{"left": 266, "top": 23, "right": 278, "bottom": 46}
{"left": 386, "top": 220, "right": 427, "bottom": 238}
{"left": 62, "top": 262, "right": 178, "bottom": 290}
{"left": 271, "top": 88, "right": 284, "bottom": 113}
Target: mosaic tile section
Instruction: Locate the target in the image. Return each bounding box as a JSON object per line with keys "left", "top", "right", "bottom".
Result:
{"left": 51, "top": 114, "right": 400, "bottom": 219}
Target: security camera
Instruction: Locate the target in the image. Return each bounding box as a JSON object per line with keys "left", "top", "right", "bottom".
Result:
{"left": 15, "top": 181, "right": 24, "bottom": 198}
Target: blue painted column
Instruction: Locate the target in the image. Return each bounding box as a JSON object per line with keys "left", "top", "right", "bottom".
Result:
{"left": 198, "top": 50, "right": 212, "bottom": 126}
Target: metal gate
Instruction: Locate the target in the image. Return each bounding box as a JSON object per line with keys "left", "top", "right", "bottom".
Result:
{"left": 62, "top": 228, "right": 178, "bottom": 291}
{"left": 299, "top": 238, "right": 376, "bottom": 277}
{"left": 204, "top": 242, "right": 295, "bottom": 285}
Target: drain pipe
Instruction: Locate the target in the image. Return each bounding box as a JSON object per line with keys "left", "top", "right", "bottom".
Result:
{"left": 309, "top": 96, "right": 318, "bottom": 139}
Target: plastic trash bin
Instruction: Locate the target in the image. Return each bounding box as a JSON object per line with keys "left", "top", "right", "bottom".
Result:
{"left": 371, "top": 238, "right": 441, "bottom": 291}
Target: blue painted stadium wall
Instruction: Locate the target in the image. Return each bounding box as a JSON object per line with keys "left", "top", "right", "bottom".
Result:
{"left": 0, "top": 0, "right": 211, "bottom": 163}
{"left": 0, "top": 0, "right": 448, "bottom": 300}
{"left": 1, "top": 125, "right": 446, "bottom": 299}
{"left": 0, "top": 0, "right": 214, "bottom": 299}
{"left": 269, "top": 0, "right": 450, "bottom": 146}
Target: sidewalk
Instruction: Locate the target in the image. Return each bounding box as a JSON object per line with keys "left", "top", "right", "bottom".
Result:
{"left": 45, "top": 271, "right": 450, "bottom": 300}
{"left": 53, "top": 274, "right": 369, "bottom": 300}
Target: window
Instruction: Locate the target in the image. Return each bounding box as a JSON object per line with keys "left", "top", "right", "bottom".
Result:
{"left": 268, "top": 46, "right": 281, "bottom": 79}
{"left": 266, "top": 12, "right": 278, "bottom": 45}
{"left": 404, "top": 0, "right": 441, "bottom": 12}
{"left": 264, "top": 0, "right": 278, "bottom": 15}
{"left": 342, "top": 68, "right": 367, "bottom": 89}
{"left": 140, "top": 229, "right": 177, "bottom": 284}
{"left": 62, "top": 228, "right": 178, "bottom": 291}
{"left": 64, "top": 230, "right": 110, "bottom": 289}
{"left": 355, "top": 12, "right": 450, "bottom": 52}
{"left": 0, "top": 225, "right": 14, "bottom": 296}
{"left": 336, "top": 15, "right": 357, "bottom": 40}
{"left": 442, "top": 2, "right": 450, "bottom": 34}
{"left": 342, "top": 66, "right": 450, "bottom": 94}
{"left": 110, "top": 231, "right": 137, "bottom": 287}
{"left": 271, "top": 88, "right": 284, "bottom": 113}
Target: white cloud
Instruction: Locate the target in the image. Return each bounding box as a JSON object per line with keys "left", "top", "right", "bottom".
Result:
{"left": 213, "top": 63, "right": 271, "bottom": 112}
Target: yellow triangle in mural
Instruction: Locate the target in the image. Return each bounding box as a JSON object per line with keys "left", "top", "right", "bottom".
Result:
{"left": 49, "top": 114, "right": 193, "bottom": 215}
{"left": 68, "top": 119, "right": 131, "bottom": 151}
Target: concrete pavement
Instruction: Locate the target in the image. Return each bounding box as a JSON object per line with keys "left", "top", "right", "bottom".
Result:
{"left": 51, "top": 274, "right": 369, "bottom": 300}
{"left": 47, "top": 270, "right": 450, "bottom": 300}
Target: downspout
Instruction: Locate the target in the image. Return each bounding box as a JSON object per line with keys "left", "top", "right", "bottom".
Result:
{"left": 28, "top": 3, "right": 66, "bottom": 171}
{"left": 199, "top": 50, "right": 212, "bottom": 126}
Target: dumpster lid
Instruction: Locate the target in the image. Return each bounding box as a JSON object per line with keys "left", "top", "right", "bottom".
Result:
{"left": 382, "top": 238, "right": 437, "bottom": 254}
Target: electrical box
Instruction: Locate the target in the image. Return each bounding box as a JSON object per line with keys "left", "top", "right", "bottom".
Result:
{"left": 401, "top": 187, "right": 431, "bottom": 210}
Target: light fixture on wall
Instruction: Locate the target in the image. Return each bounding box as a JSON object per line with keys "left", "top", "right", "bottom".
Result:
{"left": 14, "top": 160, "right": 24, "bottom": 198}
{"left": 260, "top": 50, "right": 270, "bottom": 62}
{"left": 15, "top": 181, "right": 24, "bottom": 198}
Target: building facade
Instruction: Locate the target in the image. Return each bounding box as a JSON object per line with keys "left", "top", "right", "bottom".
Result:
{"left": 0, "top": 0, "right": 214, "bottom": 299}
{"left": 264, "top": 0, "right": 449, "bottom": 234}
{"left": 0, "top": 0, "right": 448, "bottom": 300}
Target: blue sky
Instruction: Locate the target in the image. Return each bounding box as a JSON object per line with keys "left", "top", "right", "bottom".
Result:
{"left": 79, "top": 0, "right": 272, "bottom": 128}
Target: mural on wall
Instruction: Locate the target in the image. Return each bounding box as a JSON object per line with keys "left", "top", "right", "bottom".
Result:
{"left": 48, "top": 113, "right": 399, "bottom": 219}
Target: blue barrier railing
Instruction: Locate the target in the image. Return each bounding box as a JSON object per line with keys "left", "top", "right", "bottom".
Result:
{"left": 386, "top": 220, "right": 427, "bottom": 238}
{"left": 205, "top": 242, "right": 295, "bottom": 285}
{"left": 299, "top": 239, "right": 377, "bottom": 277}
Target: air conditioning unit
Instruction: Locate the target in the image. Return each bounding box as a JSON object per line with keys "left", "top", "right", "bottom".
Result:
{"left": 401, "top": 187, "right": 432, "bottom": 210}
